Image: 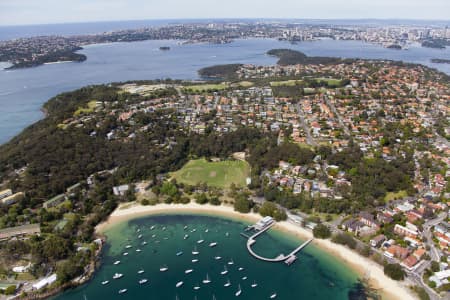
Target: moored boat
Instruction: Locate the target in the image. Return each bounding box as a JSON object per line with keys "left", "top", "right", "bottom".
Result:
{"left": 220, "top": 266, "right": 228, "bottom": 275}
{"left": 224, "top": 279, "right": 231, "bottom": 287}
{"left": 160, "top": 265, "right": 168, "bottom": 272}
{"left": 202, "top": 273, "right": 211, "bottom": 284}
{"left": 176, "top": 281, "right": 184, "bottom": 288}
{"left": 235, "top": 284, "right": 242, "bottom": 296}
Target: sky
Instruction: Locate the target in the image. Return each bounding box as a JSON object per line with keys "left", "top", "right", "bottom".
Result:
{"left": 0, "top": 0, "right": 449, "bottom": 26}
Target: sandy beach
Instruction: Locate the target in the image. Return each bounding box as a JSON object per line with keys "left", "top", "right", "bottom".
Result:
{"left": 96, "top": 202, "right": 418, "bottom": 300}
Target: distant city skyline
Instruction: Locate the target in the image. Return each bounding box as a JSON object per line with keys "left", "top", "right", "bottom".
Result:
{"left": 0, "top": 0, "right": 449, "bottom": 26}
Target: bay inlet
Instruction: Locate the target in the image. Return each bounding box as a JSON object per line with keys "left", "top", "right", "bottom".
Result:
{"left": 1, "top": 38, "right": 450, "bottom": 144}
{"left": 54, "top": 213, "right": 361, "bottom": 300}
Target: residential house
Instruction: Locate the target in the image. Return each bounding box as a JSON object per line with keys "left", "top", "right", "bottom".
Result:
{"left": 43, "top": 194, "right": 66, "bottom": 209}
{"left": 1, "top": 192, "right": 24, "bottom": 206}
{"left": 384, "top": 245, "right": 409, "bottom": 260}
{"left": 401, "top": 255, "right": 419, "bottom": 271}
{"left": 394, "top": 223, "right": 419, "bottom": 239}
{"left": 359, "top": 212, "right": 380, "bottom": 229}
{"left": 370, "top": 234, "right": 386, "bottom": 248}
{"left": 0, "top": 189, "right": 12, "bottom": 200}
{"left": 113, "top": 185, "right": 129, "bottom": 196}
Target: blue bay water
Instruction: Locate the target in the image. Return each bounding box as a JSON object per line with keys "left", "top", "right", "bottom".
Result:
{"left": 53, "top": 214, "right": 360, "bottom": 300}
{"left": 1, "top": 38, "right": 450, "bottom": 144}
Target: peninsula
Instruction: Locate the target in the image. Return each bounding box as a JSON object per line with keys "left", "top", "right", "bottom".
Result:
{"left": 1, "top": 20, "right": 449, "bottom": 69}
{"left": 0, "top": 56, "right": 448, "bottom": 300}
{"left": 431, "top": 58, "right": 450, "bottom": 64}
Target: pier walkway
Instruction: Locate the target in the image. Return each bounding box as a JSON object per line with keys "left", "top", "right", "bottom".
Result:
{"left": 245, "top": 222, "right": 313, "bottom": 264}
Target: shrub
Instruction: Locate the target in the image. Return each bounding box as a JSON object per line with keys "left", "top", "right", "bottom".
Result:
{"left": 313, "top": 224, "right": 331, "bottom": 239}
{"left": 332, "top": 233, "right": 357, "bottom": 249}
{"left": 384, "top": 263, "right": 405, "bottom": 280}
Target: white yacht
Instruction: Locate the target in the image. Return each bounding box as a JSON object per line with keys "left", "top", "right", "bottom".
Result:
{"left": 113, "top": 260, "right": 121, "bottom": 265}
{"left": 113, "top": 273, "right": 123, "bottom": 279}
{"left": 160, "top": 265, "right": 168, "bottom": 272}
{"left": 227, "top": 259, "right": 234, "bottom": 265}
{"left": 101, "top": 280, "right": 109, "bottom": 285}
{"left": 224, "top": 279, "right": 231, "bottom": 287}
{"left": 185, "top": 269, "right": 193, "bottom": 274}
{"left": 220, "top": 266, "right": 228, "bottom": 275}
{"left": 125, "top": 245, "right": 132, "bottom": 249}
{"left": 235, "top": 284, "right": 242, "bottom": 296}
{"left": 137, "top": 269, "right": 145, "bottom": 274}
{"left": 242, "top": 276, "right": 247, "bottom": 280}
{"left": 214, "top": 256, "right": 222, "bottom": 260}
{"left": 176, "top": 281, "right": 184, "bottom": 288}
{"left": 192, "top": 247, "right": 199, "bottom": 255}
{"left": 139, "top": 278, "right": 148, "bottom": 284}
{"left": 238, "top": 267, "right": 244, "bottom": 271}
{"left": 209, "top": 242, "right": 218, "bottom": 247}
{"left": 193, "top": 283, "right": 200, "bottom": 290}
{"left": 270, "top": 293, "right": 277, "bottom": 299}
{"left": 202, "top": 273, "right": 211, "bottom": 284}
{"left": 184, "top": 234, "right": 189, "bottom": 240}
{"left": 123, "top": 252, "right": 128, "bottom": 256}
{"left": 118, "top": 289, "right": 127, "bottom": 294}
{"left": 251, "top": 281, "right": 258, "bottom": 288}
{"left": 192, "top": 259, "right": 199, "bottom": 263}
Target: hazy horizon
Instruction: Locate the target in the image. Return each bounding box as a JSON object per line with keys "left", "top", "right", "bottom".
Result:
{"left": 1, "top": 0, "right": 449, "bottom": 26}
{"left": 1, "top": 17, "right": 450, "bottom": 28}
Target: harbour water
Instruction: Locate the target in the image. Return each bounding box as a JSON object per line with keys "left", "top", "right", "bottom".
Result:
{"left": 1, "top": 37, "right": 450, "bottom": 144}
{"left": 53, "top": 214, "right": 361, "bottom": 300}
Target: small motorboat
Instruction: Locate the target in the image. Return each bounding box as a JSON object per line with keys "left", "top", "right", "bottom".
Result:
{"left": 160, "top": 266, "right": 168, "bottom": 272}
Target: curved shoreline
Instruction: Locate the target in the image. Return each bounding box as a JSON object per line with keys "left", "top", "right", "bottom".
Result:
{"left": 96, "top": 202, "right": 417, "bottom": 300}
